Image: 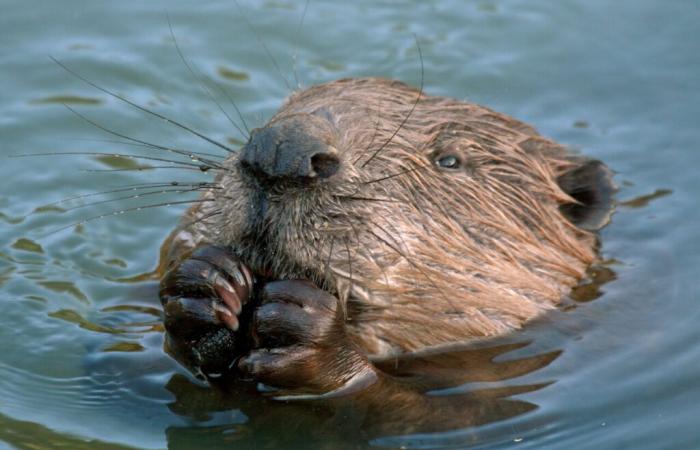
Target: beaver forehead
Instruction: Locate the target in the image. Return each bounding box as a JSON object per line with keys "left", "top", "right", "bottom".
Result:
{"left": 272, "top": 77, "right": 538, "bottom": 164}
{"left": 282, "top": 78, "right": 421, "bottom": 113}
{"left": 273, "top": 78, "right": 422, "bottom": 141}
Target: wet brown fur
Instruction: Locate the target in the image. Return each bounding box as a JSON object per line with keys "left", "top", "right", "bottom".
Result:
{"left": 163, "top": 77, "right": 608, "bottom": 357}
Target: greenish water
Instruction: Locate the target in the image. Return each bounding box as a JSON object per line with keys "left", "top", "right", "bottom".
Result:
{"left": 1, "top": 1, "right": 699, "bottom": 449}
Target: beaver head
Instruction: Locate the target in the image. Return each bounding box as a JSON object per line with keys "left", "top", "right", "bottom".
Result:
{"left": 193, "top": 77, "right": 613, "bottom": 356}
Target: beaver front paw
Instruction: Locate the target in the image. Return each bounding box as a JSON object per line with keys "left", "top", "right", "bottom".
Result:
{"left": 159, "top": 245, "right": 254, "bottom": 379}
{"left": 238, "top": 280, "right": 375, "bottom": 395}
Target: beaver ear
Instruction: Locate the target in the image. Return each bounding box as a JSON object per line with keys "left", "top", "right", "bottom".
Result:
{"left": 557, "top": 160, "right": 616, "bottom": 231}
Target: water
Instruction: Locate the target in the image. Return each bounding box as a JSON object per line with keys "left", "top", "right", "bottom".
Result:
{"left": 1, "top": 0, "right": 698, "bottom": 448}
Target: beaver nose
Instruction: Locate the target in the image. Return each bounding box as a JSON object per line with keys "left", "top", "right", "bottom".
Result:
{"left": 241, "top": 121, "right": 340, "bottom": 180}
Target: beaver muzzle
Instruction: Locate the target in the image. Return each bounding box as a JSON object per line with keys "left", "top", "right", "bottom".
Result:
{"left": 240, "top": 113, "right": 340, "bottom": 182}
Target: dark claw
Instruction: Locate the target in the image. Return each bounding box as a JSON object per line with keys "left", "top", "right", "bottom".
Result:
{"left": 213, "top": 276, "right": 242, "bottom": 316}
{"left": 159, "top": 245, "right": 254, "bottom": 378}
{"left": 190, "top": 246, "right": 253, "bottom": 300}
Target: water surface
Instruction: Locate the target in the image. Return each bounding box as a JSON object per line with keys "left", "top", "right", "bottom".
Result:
{"left": 1, "top": 1, "right": 699, "bottom": 449}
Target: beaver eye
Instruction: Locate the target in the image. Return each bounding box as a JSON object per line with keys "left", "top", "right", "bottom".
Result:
{"left": 436, "top": 154, "right": 461, "bottom": 169}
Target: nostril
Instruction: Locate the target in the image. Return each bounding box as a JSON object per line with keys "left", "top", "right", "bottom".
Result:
{"left": 239, "top": 159, "right": 255, "bottom": 176}
{"left": 310, "top": 152, "right": 340, "bottom": 179}
{"left": 239, "top": 158, "right": 269, "bottom": 183}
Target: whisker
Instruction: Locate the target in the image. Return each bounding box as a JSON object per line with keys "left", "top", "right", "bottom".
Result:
{"left": 233, "top": 0, "right": 292, "bottom": 92}
{"left": 368, "top": 220, "right": 457, "bottom": 311}
{"left": 334, "top": 195, "right": 401, "bottom": 203}
{"left": 41, "top": 182, "right": 217, "bottom": 207}
{"left": 50, "top": 56, "right": 238, "bottom": 154}
{"left": 105, "top": 181, "right": 215, "bottom": 189}
{"left": 360, "top": 37, "right": 424, "bottom": 169}
{"left": 60, "top": 104, "right": 228, "bottom": 171}
{"left": 353, "top": 97, "right": 382, "bottom": 166}
{"left": 346, "top": 219, "right": 392, "bottom": 293}
{"left": 65, "top": 137, "right": 224, "bottom": 160}
{"left": 178, "top": 210, "right": 223, "bottom": 231}
{"left": 324, "top": 236, "right": 336, "bottom": 291}
{"left": 345, "top": 220, "right": 385, "bottom": 288}
{"left": 43, "top": 198, "right": 217, "bottom": 237}
{"left": 80, "top": 166, "right": 209, "bottom": 173}
{"left": 291, "top": 0, "right": 311, "bottom": 89}
{"left": 362, "top": 164, "right": 427, "bottom": 185}
{"left": 11, "top": 152, "right": 212, "bottom": 170}
{"left": 341, "top": 236, "right": 352, "bottom": 321}
{"left": 211, "top": 83, "right": 251, "bottom": 136}
{"left": 166, "top": 14, "right": 250, "bottom": 139}
{"left": 61, "top": 186, "right": 219, "bottom": 212}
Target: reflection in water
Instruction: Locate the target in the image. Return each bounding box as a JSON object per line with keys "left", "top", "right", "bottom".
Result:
{"left": 155, "top": 261, "right": 617, "bottom": 447}
{"left": 29, "top": 95, "right": 103, "bottom": 105}
{"left": 570, "top": 263, "right": 618, "bottom": 303}
{"left": 619, "top": 188, "right": 672, "bottom": 209}
{"left": 161, "top": 341, "right": 553, "bottom": 448}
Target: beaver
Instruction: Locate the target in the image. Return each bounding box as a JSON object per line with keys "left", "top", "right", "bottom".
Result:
{"left": 158, "top": 77, "right": 614, "bottom": 395}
